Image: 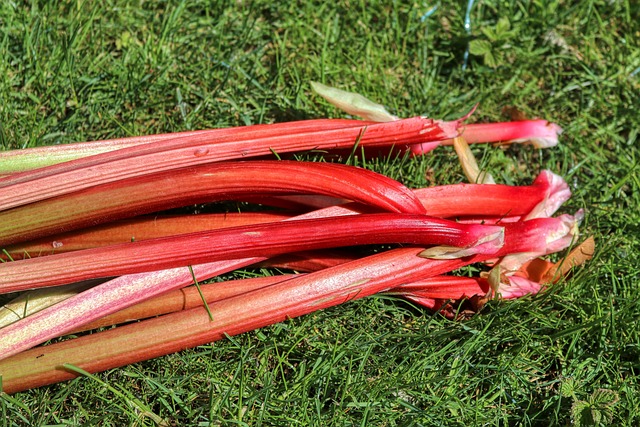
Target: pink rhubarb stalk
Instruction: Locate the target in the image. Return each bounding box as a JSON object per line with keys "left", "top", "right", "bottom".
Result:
{"left": 0, "top": 117, "right": 460, "bottom": 210}
{"left": 410, "top": 120, "right": 563, "bottom": 154}
{"left": 77, "top": 274, "right": 487, "bottom": 333}
{"left": 0, "top": 212, "right": 579, "bottom": 392}
{"left": 71, "top": 275, "right": 295, "bottom": 333}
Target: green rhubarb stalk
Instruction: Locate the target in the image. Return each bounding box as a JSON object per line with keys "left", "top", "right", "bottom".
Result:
{"left": 0, "top": 213, "right": 504, "bottom": 292}
{"left": 0, "top": 160, "right": 426, "bottom": 246}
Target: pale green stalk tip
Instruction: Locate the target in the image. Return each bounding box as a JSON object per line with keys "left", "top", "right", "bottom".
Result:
{"left": 310, "top": 81, "right": 398, "bottom": 122}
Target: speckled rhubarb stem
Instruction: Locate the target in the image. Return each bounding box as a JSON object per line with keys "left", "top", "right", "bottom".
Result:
{"left": 0, "top": 212, "right": 578, "bottom": 391}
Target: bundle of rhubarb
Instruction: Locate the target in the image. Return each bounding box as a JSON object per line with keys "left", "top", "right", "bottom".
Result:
{"left": 0, "top": 85, "right": 592, "bottom": 394}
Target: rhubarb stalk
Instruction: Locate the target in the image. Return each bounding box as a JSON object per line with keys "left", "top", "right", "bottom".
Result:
{"left": 0, "top": 160, "right": 426, "bottom": 245}
{"left": 0, "top": 212, "right": 580, "bottom": 393}
{"left": 0, "top": 117, "right": 460, "bottom": 210}
{"left": 1, "top": 169, "right": 568, "bottom": 257}
{"left": 0, "top": 213, "right": 504, "bottom": 292}
{"left": 1, "top": 213, "right": 293, "bottom": 259}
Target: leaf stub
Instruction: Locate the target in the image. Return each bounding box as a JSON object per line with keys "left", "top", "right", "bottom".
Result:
{"left": 311, "top": 81, "right": 398, "bottom": 122}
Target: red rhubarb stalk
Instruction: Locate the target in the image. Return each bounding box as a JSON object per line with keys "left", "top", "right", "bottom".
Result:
{"left": 0, "top": 247, "right": 431, "bottom": 391}
{"left": 0, "top": 160, "right": 426, "bottom": 245}
{"left": 0, "top": 213, "right": 504, "bottom": 292}
{"left": 1, "top": 213, "right": 293, "bottom": 259}
{"left": 2, "top": 170, "right": 567, "bottom": 257}
{"left": 414, "top": 170, "right": 569, "bottom": 220}
{"left": 0, "top": 205, "right": 375, "bottom": 359}
{"left": 259, "top": 250, "right": 358, "bottom": 272}
{"left": 0, "top": 257, "right": 262, "bottom": 362}
{"left": 460, "top": 120, "right": 562, "bottom": 147}
{"left": 0, "top": 212, "right": 578, "bottom": 363}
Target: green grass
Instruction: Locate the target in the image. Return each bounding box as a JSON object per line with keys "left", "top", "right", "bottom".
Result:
{"left": 1, "top": 0, "right": 639, "bottom": 425}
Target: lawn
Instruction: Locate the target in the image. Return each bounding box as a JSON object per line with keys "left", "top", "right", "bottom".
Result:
{"left": 1, "top": 0, "right": 639, "bottom": 425}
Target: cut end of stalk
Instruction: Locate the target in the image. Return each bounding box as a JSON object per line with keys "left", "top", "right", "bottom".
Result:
{"left": 526, "top": 170, "right": 572, "bottom": 220}
{"left": 523, "top": 122, "right": 563, "bottom": 148}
